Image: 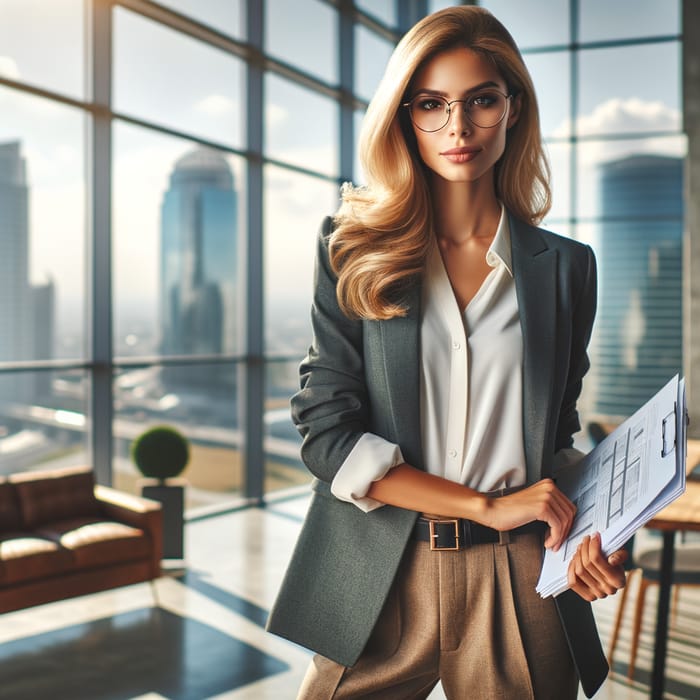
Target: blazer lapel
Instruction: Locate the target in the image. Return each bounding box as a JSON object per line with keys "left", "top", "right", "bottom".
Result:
{"left": 378, "top": 284, "right": 424, "bottom": 471}
{"left": 510, "top": 214, "right": 558, "bottom": 483}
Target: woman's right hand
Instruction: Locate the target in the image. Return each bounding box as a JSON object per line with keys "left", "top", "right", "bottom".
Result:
{"left": 481, "top": 479, "right": 576, "bottom": 551}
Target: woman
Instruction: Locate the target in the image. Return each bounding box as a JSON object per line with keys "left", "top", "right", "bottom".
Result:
{"left": 267, "top": 6, "right": 627, "bottom": 699}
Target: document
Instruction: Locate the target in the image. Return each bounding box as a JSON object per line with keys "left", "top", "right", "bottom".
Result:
{"left": 536, "top": 375, "right": 687, "bottom": 598}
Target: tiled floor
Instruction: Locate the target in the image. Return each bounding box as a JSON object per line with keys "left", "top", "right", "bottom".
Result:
{"left": 1, "top": 493, "right": 699, "bottom": 699}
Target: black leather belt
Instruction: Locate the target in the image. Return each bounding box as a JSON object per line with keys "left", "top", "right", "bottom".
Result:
{"left": 413, "top": 517, "right": 542, "bottom": 551}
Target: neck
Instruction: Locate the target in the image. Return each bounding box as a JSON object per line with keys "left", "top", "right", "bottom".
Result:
{"left": 430, "top": 176, "right": 501, "bottom": 244}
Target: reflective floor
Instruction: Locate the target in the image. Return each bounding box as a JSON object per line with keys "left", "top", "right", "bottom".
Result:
{"left": 1, "top": 493, "right": 698, "bottom": 699}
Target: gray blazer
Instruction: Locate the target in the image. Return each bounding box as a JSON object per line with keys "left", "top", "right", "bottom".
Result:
{"left": 267, "top": 213, "right": 608, "bottom": 698}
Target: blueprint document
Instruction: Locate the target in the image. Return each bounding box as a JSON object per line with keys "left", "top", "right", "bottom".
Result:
{"left": 536, "top": 375, "right": 687, "bottom": 598}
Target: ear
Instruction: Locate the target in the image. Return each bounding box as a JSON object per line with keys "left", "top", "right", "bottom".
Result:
{"left": 506, "top": 93, "right": 521, "bottom": 129}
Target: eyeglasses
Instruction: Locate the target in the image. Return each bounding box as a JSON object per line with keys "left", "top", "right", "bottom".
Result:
{"left": 402, "top": 90, "right": 513, "bottom": 132}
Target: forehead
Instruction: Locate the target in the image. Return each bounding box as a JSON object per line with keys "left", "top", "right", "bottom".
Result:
{"left": 411, "top": 47, "right": 505, "bottom": 92}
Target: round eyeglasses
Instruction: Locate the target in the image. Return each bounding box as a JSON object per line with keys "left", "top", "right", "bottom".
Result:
{"left": 402, "top": 90, "right": 513, "bottom": 132}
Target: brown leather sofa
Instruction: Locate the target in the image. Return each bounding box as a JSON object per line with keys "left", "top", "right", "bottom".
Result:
{"left": 0, "top": 465, "right": 162, "bottom": 613}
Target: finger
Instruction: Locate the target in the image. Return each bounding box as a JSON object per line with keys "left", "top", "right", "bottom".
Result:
{"left": 584, "top": 534, "right": 626, "bottom": 592}
{"left": 535, "top": 482, "right": 571, "bottom": 550}
{"left": 568, "top": 550, "right": 596, "bottom": 601}
{"left": 573, "top": 536, "right": 610, "bottom": 598}
{"left": 543, "top": 509, "right": 567, "bottom": 550}
{"left": 545, "top": 494, "right": 576, "bottom": 551}
{"left": 608, "top": 548, "right": 629, "bottom": 568}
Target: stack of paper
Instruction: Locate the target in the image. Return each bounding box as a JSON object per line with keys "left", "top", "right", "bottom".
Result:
{"left": 536, "top": 375, "right": 687, "bottom": 598}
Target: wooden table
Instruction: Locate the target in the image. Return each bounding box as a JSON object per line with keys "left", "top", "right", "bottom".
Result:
{"left": 686, "top": 438, "right": 700, "bottom": 478}
{"left": 645, "top": 476, "right": 700, "bottom": 699}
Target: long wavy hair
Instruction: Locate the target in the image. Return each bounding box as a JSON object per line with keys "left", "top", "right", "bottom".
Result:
{"left": 330, "top": 5, "right": 551, "bottom": 320}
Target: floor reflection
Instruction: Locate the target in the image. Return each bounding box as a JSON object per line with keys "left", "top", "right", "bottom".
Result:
{"left": 0, "top": 606, "right": 288, "bottom": 700}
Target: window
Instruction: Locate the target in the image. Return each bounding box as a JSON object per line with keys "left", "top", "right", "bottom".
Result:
{"left": 0, "top": 0, "right": 683, "bottom": 513}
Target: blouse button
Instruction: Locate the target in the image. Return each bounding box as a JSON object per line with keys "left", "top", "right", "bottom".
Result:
{"left": 449, "top": 449, "right": 457, "bottom": 458}
{"left": 452, "top": 340, "right": 461, "bottom": 350}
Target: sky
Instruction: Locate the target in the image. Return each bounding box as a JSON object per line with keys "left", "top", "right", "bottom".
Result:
{"left": 0, "top": 0, "right": 686, "bottom": 348}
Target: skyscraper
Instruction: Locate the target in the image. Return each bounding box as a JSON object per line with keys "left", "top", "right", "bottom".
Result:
{"left": 0, "top": 141, "right": 31, "bottom": 402}
{"left": 592, "top": 154, "right": 683, "bottom": 418}
{"left": 0, "top": 141, "right": 56, "bottom": 405}
{"left": 159, "top": 147, "right": 238, "bottom": 393}
{"left": 0, "top": 142, "right": 30, "bottom": 361}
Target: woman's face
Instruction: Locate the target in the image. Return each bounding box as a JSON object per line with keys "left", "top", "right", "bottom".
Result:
{"left": 407, "top": 47, "right": 519, "bottom": 186}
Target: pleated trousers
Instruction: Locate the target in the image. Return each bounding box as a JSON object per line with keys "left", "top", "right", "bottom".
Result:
{"left": 297, "top": 530, "right": 578, "bottom": 700}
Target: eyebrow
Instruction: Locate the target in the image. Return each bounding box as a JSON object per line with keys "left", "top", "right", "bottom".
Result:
{"left": 411, "top": 80, "right": 501, "bottom": 97}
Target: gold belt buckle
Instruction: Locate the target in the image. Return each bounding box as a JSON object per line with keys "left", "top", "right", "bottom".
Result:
{"left": 428, "top": 519, "right": 460, "bottom": 551}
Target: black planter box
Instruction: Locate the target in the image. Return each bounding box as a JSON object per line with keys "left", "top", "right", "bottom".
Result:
{"left": 141, "top": 481, "right": 185, "bottom": 560}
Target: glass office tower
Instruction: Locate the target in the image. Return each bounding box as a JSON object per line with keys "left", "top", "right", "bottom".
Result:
{"left": 160, "top": 147, "right": 238, "bottom": 396}
{"left": 592, "top": 155, "right": 683, "bottom": 417}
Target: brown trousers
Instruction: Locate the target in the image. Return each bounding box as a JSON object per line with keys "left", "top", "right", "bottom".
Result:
{"left": 298, "top": 531, "right": 577, "bottom": 700}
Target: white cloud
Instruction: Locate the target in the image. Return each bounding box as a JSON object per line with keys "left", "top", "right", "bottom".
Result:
{"left": 553, "top": 97, "right": 681, "bottom": 141}
{"left": 194, "top": 94, "right": 237, "bottom": 117}
{"left": 266, "top": 103, "right": 288, "bottom": 129}
{"left": 0, "top": 56, "right": 20, "bottom": 80}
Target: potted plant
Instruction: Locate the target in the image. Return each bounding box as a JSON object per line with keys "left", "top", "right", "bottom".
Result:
{"left": 131, "top": 425, "right": 190, "bottom": 560}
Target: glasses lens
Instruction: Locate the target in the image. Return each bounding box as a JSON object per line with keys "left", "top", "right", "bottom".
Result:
{"left": 467, "top": 91, "right": 508, "bottom": 128}
{"left": 410, "top": 96, "right": 449, "bottom": 132}
{"left": 408, "top": 92, "right": 509, "bottom": 131}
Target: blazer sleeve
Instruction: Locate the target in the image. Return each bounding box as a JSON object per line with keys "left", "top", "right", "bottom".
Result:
{"left": 290, "top": 216, "right": 371, "bottom": 484}
{"left": 554, "top": 243, "right": 598, "bottom": 453}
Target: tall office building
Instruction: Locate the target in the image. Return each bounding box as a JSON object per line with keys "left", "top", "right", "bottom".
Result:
{"left": 0, "top": 142, "right": 56, "bottom": 405}
{"left": 30, "top": 279, "right": 55, "bottom": 401}
{"left": 0, "top": 141, "right": 31, "bottom": 402}
{"left": 159, "top": 147, "right": 238, "bottom": 393}
{"left": 592, "top": 154, "right": 683, "bottom": 418}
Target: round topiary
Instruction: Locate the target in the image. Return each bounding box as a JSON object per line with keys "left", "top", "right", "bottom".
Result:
{"left": 131, "top": 425, "right": 190, "bottom": 481}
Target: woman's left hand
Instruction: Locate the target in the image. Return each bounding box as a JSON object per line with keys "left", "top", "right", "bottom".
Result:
{"left": 567, "top": 532, "right": 628, "bottom": 601}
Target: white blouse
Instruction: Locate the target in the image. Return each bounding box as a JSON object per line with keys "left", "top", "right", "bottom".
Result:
{"left": 330, "top": 207, "right": 527, "bottom": 512}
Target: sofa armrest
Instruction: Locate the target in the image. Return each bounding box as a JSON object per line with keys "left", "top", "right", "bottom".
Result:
{"left": 95, "top": 485, "right": 163, "bottom": 575}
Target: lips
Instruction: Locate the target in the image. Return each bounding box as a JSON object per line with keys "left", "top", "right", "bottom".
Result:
{"left": 440, "top": 146, "right": 481, "bottom": 163}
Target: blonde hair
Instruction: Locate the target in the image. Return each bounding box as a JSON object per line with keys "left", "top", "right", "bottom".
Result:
{"left": 331, "top": 5, "right": 551, "bottom": 320}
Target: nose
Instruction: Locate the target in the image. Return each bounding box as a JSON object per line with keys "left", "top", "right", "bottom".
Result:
{"left": 447, "top": 101, "right": 471, "bottom": 134}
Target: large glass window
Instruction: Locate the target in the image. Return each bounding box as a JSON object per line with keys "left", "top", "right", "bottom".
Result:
{"left": 263, "top": 165, "right": 338, "bottom": 492}
{"left": 265, "top": 0, "right": 337, "bottom": 84}
{"left": 113, "top": 7, "right": 245, "bottom": 149}
{"left": 265, "top": 74, "right": 338, "bottom": 176}
{"left": 579, "top": 0, "right": 680, "bottom": 42}
{"left": 480, "top": 0, "right": 570, "bottom": 48}
{"left": 0, "top": 0, "right": 85, "bottom": 99}
{"left": 113, "top": 362, "right": 241, "bottom": 510}
{"left": 153, "top": 0, "right": 245, "bottom": 39}
{"left": 356, "top": 0, "right": 397, "bottom": 27}
{"left": 524, "top": 52, "right": 571, "bottom": 139}
{"left": 113, "top": 122, "right": 245, "bottom": 361}
{"left": 0, "top": 0, "right": 685, "bottom": 508}
{"left": 576, "top": 135, "right": 686, "bottom": 220}
{"left": 0, "top": 87, "right": 86, "bottom": 363}
{"left": 354, "top": 25, "right": 394, "bottom": 103}
{"left": 263, "top": 164, "right": 338, "bottom": 356}
{"left": 0, "top": 369, "right": 89, "bottom": 475}
{"left": 578, "top": 44, "right": 681, "bottom": 136}
{"left": 264, "top": 359, "right": 307, "bottom": 492}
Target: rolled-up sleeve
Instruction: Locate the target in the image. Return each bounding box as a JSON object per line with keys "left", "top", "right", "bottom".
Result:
{"left": 331, "top": 433, "right": 404, "bottom": 512}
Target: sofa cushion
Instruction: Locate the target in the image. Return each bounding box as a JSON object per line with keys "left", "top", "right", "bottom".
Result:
{"left": 0, "top": 481, "right": 23, "bottom": 533}
{"left": 37, "top": 518, "right": 151, "bottom": 569}
{"left": 11, "top": 467, "right": 100, "bottom": 529}
{"left": 0, "top": 534, "right": 74, "bottom": 585}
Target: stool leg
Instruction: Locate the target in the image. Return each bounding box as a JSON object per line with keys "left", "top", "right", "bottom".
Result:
{"left": 629, "top": 577, "right": 650, "bottom": 681}
{"left": 608, "top": 570, "right": 635, "bottom": 665}
{"left": 671, "top": 584, "right": 681, "bottom": 626}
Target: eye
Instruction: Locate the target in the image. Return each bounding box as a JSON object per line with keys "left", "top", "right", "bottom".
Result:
{"left": 414, "top": 97, "right": 446, "bottom": 112}
{"left": 470, "top": 92, "right": 501, "bottom": 109}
